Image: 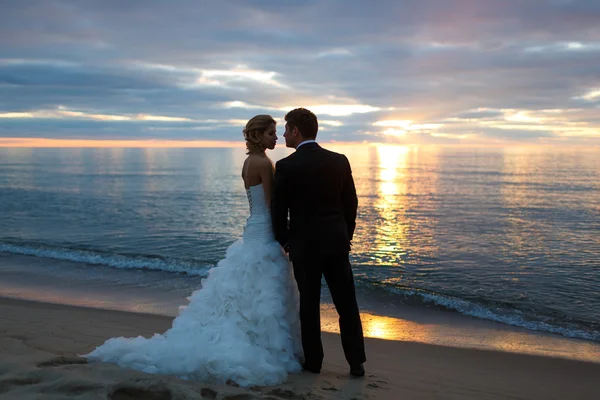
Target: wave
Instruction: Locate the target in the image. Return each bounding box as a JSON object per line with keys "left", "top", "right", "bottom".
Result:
{"left": 0, "top": 241, "right": 210, "bottom": 276}
{"left": 3, "top": 240, "right": 598, "bottom": 343}
{"left": 375, "top": 284, "right": 600, "bottom": 342}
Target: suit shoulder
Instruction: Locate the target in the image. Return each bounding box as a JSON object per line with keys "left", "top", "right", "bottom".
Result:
{"left": 319, "top": 147, "right": 343, "bottom": 157}
{"left": 321, "top": 148, "right": 349, "bottom": 163}
{"left": 275, "top": 153, "right": 294, "bottom": 168}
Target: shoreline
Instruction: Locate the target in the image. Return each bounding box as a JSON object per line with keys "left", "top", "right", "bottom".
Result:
{"left": 2, "top": 244, "right": 599, "bottom": 351}
{"left": 2, "top": 253, "right": 599, "bottom": 366}
{"left": 2, "top": 281, "right": 600, "bottom": 365}
{"left": 2, "top": 297, "right": 600, "bottom": 399}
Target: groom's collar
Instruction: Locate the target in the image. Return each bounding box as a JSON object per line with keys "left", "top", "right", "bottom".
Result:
{"left": 296, "top": 140, "right": 317, "bottom": 150}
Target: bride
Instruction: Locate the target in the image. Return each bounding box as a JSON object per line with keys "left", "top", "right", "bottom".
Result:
{"left": 85, "top": 115, "right": 303, "bottom": 387}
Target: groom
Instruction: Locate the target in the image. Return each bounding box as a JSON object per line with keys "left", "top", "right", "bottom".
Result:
{"left": 271, "top": 108, "right": 366, "bottom": 377}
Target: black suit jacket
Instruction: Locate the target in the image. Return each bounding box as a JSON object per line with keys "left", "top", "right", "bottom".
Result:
{"left": 271, "top": 143, "right": 358, "bottom": 258}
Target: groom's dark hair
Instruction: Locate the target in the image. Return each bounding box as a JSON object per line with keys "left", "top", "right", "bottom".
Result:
{"left": 285, "top": 108, "right": 318, "bottom": 139}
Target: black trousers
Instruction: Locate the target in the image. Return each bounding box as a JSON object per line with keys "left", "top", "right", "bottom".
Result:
{"left": 292, "top": 253, "right": 366, "bottom": 368}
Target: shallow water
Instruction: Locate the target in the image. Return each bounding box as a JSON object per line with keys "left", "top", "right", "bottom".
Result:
{"left": 1, "top": 145, "right": 599, "bottom": 342}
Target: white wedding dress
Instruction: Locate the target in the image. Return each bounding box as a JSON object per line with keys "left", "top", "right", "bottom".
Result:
{"left": 85, "top": 183, "right": 303, "bottom": 387}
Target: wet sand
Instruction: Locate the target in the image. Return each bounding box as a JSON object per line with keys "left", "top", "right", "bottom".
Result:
{"left": 1, "top": 297, "right": 599, "bottom": 399}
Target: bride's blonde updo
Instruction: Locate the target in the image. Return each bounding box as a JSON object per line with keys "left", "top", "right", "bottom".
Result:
{"left": 243, "top": 115, "right": 276, "bottom": 155}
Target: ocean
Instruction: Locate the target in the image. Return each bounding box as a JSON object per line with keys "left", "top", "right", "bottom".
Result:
{"left": 1, "top": 145, "right": 599, "bottom": 352}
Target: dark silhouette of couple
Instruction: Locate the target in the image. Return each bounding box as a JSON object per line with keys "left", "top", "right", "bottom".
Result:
{"left": 86, "top": 108, "right": 366, "bottom": 387}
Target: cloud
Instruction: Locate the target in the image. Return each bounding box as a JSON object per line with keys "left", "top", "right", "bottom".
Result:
{"left": 1, "top": 0, "right": 600, "bottom": 144}
{"left": 574, "top": 88, "right": 600, "bottom": 101}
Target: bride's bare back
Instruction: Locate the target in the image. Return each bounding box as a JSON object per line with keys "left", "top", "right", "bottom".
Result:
{"left": 242, "top": 154, "right": 275, "bottom": 205}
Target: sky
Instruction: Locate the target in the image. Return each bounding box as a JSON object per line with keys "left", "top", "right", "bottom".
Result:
{"left": 1, "top": 0, "right": 599, "bottom": 146}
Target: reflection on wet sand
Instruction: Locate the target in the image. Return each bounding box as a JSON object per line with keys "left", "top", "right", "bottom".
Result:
{"left": 319, "top": 305, "right": 600, "bottom": 363}
{"left": 320, "top": 305, "right": 434, "bottom": 342}
{"left": 0, "top": 281, "right": 177, "bottom": 316}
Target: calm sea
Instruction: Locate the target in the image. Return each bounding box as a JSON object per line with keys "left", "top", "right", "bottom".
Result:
{"left": 0, "top": 145, "right": 599, "bottom": 341}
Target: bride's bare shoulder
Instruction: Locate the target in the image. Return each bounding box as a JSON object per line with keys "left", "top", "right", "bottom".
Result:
{"left": 242, "top": 155, "right": 273, "bottom": 187}
{"left": 247, "top": 155, "right": 273, "bottom": 168}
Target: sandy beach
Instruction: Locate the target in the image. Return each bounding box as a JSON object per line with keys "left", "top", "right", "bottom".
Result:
{"left": 1, "top": 297, "right": 599, "bottom": 399}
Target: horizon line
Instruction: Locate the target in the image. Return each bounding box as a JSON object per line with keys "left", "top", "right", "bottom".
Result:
{"left": 0, "top": 138, "right": 598, "bottom": 149}
{"left": 0, "top": 138, "right": 374, "bottom": 148}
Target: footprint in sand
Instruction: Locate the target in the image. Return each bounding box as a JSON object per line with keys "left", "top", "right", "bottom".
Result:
{"left": 268, "top": 388, "right": 307, "bottom": 399}
{"left": 366, "top": 381, "right": 391, "bottom": 392}
{"left": 109, "top": 379, "right": 202, "bottom": 400}
{"left": 0, "top": 370, "right": 104, "bottom": 398}
{"left": 110, "top": 385, "right": 173, "bottom": 400}
{"left": 36, "top": 356, "right": 88, "bottom": 367}
{"left": 0, "top": 373, "right": 43, "bottom": 392}
{"left": 200, "top": 387, "right": 218, "bottom": 399}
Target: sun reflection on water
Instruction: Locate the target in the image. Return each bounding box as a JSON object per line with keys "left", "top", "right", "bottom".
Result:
{"left": 372, "top": 145, "right": 409, "bottom": 264}
{"left": 377, "top": 145, "right": 408, "bottom": 197}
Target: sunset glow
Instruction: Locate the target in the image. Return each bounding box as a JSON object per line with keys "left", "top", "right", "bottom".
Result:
{"left": 0, "top": 138, "right": 248, "bottom": 148}
{"left": 1, "top": 1, "right": 600, "bottom": 145}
